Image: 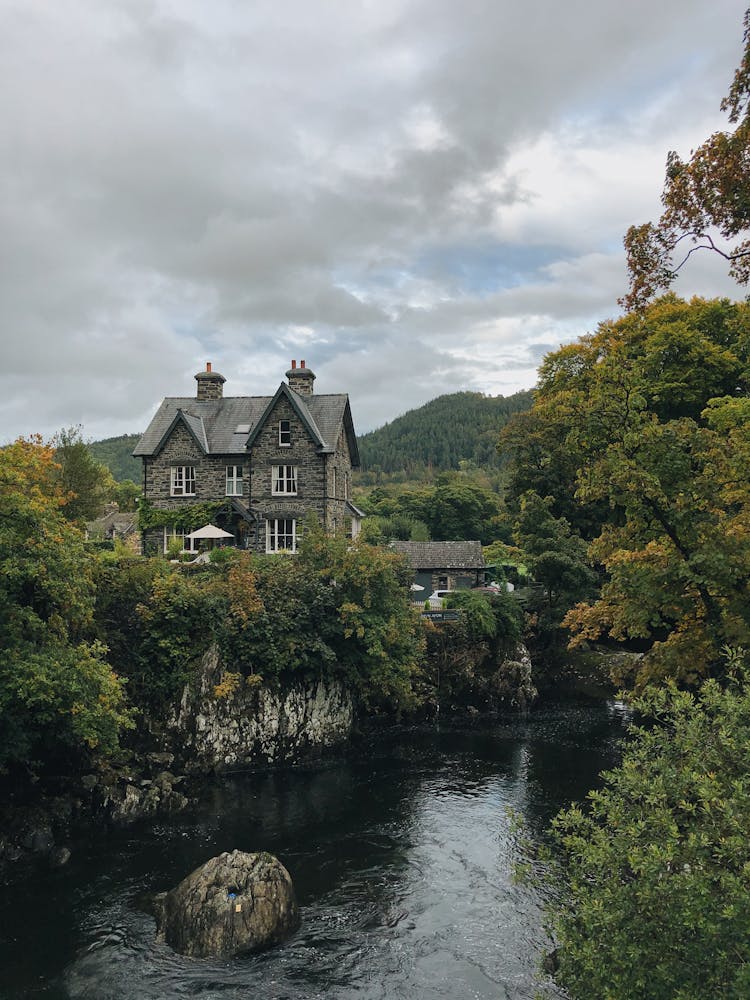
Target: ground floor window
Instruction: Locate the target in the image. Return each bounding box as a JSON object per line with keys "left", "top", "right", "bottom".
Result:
{"left": 266, "top": 518, "right": 297, "bottom": 553}
{"left": 163, "top": 527, "right": 197, "bottom": 554}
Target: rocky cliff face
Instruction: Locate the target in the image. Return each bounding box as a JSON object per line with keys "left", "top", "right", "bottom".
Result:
{"left": 171, "top": 644, "right": 355, "bottom": 771}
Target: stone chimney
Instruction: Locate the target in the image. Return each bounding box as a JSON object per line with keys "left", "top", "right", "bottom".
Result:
{"left": 195, "top": 362, "right": 226, "bottom": 401}
{"left": 286, "top": 359, "right": 315, "bottom": 396}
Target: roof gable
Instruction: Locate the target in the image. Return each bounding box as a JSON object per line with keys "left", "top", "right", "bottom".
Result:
{"left": 244, "top": 383, "right": 326, "bottom": 450}
{"left": 151, "top": 408, "right": 208, "bottom": 457}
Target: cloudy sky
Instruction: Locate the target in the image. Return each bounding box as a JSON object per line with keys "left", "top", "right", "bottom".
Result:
{"left": 1, "top": 0, "right": 747, "bottom": 440}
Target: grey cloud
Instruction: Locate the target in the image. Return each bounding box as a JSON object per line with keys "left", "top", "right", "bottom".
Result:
{"left": 0, "top": 0, "right": 745, "bottom": 441}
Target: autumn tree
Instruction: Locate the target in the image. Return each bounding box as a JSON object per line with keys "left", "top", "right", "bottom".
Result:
{"left": 0, "top": 438, "right": 131, "bottom": 769}
{"left": 622, "top": 8, "right": 750, "bottom": 310}
{"left": 501, "top": 296, "right": 750, "bottom": 686}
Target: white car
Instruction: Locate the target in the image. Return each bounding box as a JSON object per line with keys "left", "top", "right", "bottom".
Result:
{"left": 427, "top": 589, "right": 454, "bottom": 608}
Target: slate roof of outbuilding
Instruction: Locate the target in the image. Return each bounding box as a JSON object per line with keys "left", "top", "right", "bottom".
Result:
{"left": 391, "top": 540, "right": 485, "bottom": 569}
{"left": 133, "top": 387, "right": 359, "bottom": 465}
{"left": 86, "top": 511, "right": 138, "bottom": 537}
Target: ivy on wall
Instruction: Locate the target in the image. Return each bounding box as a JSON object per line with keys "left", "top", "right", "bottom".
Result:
{"left": 137, "top": 498, "right": 227, "bottom": 532}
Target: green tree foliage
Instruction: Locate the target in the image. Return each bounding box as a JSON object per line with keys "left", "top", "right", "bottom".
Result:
{"left": 550, "top": 669, "right": 750, "bottom": 999}
{"left": 358, "top": 472, "right": 508, "bottom": 544}
{"left": 135, "top": 571, "right": 228, "bottom": 707}
{"left": 111, "top": 479, "right": 140, "bottom": 511}
{"left": 53, "top": 426, "right": 115, "bottom": 523}
{"left": 86, "top": 433, "right": 142, "bottom": 482}
{"left": 357, "top": 389, "right": 533, "bottom": 481}
{"left": 622, "top": 9, "right": 750, "bottom": 310}
{"left": 219, "top": 550, "right": 340, "bottom": 682}
{"left": 0, "top": 438, "right": 131, "bottom": 769}
{"left": 423, "top": 589, "right": 526, "bottom": 710}
{"left": 513, "top": 492, "right": 596, "bottom": 611}
{"left": 501, "top": 296, "right": 750, "bottom": 538}
{"left": 97, "top": 527, "right": 424, "bottom": 714}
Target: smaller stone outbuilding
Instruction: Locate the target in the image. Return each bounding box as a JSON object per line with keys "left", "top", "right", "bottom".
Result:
{"left": 391, "top": 540, "right": 485, "bottom": 594}
{"left": 85, "top": 505, "right": 140, "bottom": 553}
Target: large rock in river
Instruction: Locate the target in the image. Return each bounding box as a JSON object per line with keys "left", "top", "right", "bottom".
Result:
{"left": 156, "top": 850, "right": 299, "bottom": 957}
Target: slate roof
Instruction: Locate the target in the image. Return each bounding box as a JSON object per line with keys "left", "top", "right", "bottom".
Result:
{"left": 86, "top": 511, "right": 138, "bottom": 538}
{"left": 391, "top": 540, "right": 485, "bottom": 570}
{"left": 133, "top": 386, "right": 359, "bottom": 465}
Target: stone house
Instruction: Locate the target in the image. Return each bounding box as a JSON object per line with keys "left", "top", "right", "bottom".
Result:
{"left": 390, "top": 540, "right": 486, "bottom": 594}
{"left": 134, "top": 361, "right": 362, "bottom": 554}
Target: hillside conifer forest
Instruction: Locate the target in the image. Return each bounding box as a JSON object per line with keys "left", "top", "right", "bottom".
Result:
{"left": 357, "top": 389, "right": 533, "bottom": 483}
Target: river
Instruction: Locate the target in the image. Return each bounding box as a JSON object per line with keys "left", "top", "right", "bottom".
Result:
{"left": 0, "top": 702, "right": 630, "bottom": 1000}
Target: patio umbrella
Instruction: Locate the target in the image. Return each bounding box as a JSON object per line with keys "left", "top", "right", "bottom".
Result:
{"left": 185, "top": 523, "right": 234, "bottom": 540}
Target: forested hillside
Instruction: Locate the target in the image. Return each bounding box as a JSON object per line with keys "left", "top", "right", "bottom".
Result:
{"left": 357, "top": 389, "right": 533, "bottom": 481}
{"left": 87, "top": 434, "right": 141, "bottom": 482}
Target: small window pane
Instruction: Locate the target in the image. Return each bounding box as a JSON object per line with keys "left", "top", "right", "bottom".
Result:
{"left": 279, "top": 420, "right": 291, "bottom": 446}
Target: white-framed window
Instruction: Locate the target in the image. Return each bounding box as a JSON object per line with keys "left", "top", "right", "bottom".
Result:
{"left": 266, "top": 518, "right": 297, "bottom": 553}
{"left": 272, "top": 465, "right": 298, "bottom": 495}
{"left": 226, "top": 465, "right": 243, "bottom": 496}
{"left": 170, "top": 465, "right": 196, "bottom": 496}
{"left": 163, "top": 527, "right": 197, "bottom": 554}
{"left": 279, "top": 419, "right": 291, "bottom": 446}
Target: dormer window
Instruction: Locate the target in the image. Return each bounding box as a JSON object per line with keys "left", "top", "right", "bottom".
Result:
{"left": 279, "top": 419, "right": 291, "bottom": 446}
{"left": 170, "top": 465, "right": 196, "bottom": 497}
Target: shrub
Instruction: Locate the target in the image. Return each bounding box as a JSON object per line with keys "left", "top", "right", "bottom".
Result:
{"left": 549, "top": 667, "right": 750, "bottom": 999}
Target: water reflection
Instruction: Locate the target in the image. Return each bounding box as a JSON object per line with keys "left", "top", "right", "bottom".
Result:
{"left": 0, "top": 701, "right": 629, "bottom": 1000}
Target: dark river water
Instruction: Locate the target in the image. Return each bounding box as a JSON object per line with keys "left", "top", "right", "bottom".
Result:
{"left": 0, "top": 702, "right": 630, "bottom": 1000}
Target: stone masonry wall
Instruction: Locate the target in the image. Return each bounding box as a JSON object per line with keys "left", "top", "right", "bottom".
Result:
{"left": 144, "top": 423, "right": 244, "bottom": 507}
{"left": 326, "top": 426, "right": 354, "bottom": 533}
